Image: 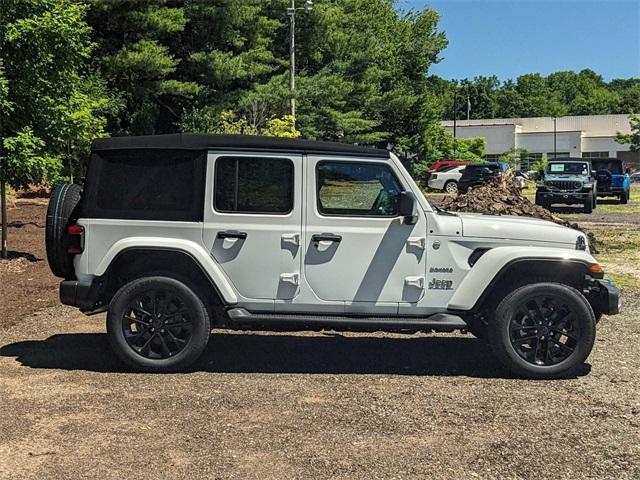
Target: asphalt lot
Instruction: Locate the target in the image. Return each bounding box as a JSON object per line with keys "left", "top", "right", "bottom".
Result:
{"left": 1, "top": 196, "right": 639, "bottom": 479}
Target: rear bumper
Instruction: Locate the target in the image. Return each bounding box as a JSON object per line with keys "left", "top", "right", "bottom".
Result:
{"left": 597, "top": 188, "right": 625, "bottom": 196}
{"left": 60, "top": 278, "right": 103, "bottom": 312}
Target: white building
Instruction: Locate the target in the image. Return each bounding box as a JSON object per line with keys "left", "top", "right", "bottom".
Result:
{"left": 442, "top": 114, "right": 638, "bottom": 169}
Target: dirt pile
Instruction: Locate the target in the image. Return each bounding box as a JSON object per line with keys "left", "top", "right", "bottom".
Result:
{"left": 438, "top": 173, "right": 599, "bottom": 252}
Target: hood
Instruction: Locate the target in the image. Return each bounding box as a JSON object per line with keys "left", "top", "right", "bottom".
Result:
{"left": 544, "top": 173, "right": 588, "bottom": 182}
{"left": 458, "top": 213, "right": 583, "bottom": 246}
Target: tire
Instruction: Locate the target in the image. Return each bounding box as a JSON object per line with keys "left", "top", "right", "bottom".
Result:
{"left": 45, "top": 183, "right": 83, "bottom": 278}
{"left": 444, "top": 180, "right": 458, "bottom": 194}
{"left": 488, "top": 283, "right": 596, "bottom": 379}
{"left": 592, "top": 193, "right": 597, "bottom": 209}
{"left": 583, "top": 195, "right": 593, "bottom": 214}
{"left": 107, "top": 276, "right": 211, "bottom": 372}
{"left": 620, "top": 190, "right": 629, "bottom": 204}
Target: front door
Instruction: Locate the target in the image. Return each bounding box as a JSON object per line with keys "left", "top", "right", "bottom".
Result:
{"left": 202, "top": 152, "right": 303, "bottom": 302}
{"left": 304, "top": 157, "right": 427, "bottom": 311}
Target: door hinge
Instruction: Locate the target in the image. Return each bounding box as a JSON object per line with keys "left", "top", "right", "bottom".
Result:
{"left": 404, "top": 276, "right": 424, "bottom": 289}
{"left": 280, "top": 273, "right": 299, "bottom": 285}
{"left": 281, "top": 233, "right": 300, "bottom": 246}
{"left": 406, "top": 237, "right": 426, "bottom": 249}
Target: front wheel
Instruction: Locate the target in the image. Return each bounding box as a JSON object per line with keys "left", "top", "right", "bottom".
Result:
{"left": 488, "top": 283, "right": 596, "bottom": 379}
{"left": 107, "top": 276, "right": 211, "bottom": 372}
{"left": 583, "top": 195, "right": 593, "bottom": 213}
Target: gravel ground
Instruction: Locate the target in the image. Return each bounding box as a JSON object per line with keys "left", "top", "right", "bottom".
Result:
{"left": 2, "top": 197, "right": 640, "bottom": 479}
{"left": 1, "top": 295, "right": 639, "bottom": 480}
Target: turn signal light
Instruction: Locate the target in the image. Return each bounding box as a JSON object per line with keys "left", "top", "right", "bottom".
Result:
{"left": 589, "top": 263, "right": 603, "bottom": 273}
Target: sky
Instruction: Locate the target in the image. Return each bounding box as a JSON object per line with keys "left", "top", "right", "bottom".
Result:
{"left": 398, "top": 0, "right": 640, "bottom": 81}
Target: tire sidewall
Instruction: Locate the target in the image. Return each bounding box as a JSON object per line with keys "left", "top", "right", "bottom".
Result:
{"left": 489, "top": 283, "right": 596, "bottom": 379}
{"left": 107, "top": 276, "right": 210, "bottom": 372}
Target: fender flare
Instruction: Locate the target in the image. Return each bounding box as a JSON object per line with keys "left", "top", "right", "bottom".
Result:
{"left": 447, "top": 246, "right": 598, "bottom": 311}
{"left": 95, "top": 237, "right": 238, "bottom": 304}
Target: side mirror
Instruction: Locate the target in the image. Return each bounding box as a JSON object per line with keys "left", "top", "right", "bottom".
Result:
{"left": 398, "top": 191, "right": 417, "bottom": 225}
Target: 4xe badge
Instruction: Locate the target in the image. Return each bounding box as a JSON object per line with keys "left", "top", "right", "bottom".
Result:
{"left": 428, "top": 278, "right": 453, "bottom": 290}
{"left": 430, "top": 267, "right": 453, "bottom": 273}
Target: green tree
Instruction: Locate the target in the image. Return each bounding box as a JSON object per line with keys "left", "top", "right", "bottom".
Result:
{"left": 499, "top": 148, "right": 531, "bottom": 169}
{"left": 0, "top": 0, "right": 107, "bottom": 258}
{"left": 616, "top": 114, "right": 640, "bottom": 151}
{"left": 87, "top": 0, "right": 200, "bottom": 135}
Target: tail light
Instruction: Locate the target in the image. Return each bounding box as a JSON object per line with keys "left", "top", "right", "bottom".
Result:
{"left": 67, "top": 224, "right": 85, "bottom": 254}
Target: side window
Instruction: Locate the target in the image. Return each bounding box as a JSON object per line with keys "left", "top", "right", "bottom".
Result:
{"left": 215, "top": 156, "right": 293, "bottom": 214}
{"left": 316, "top": 161, "right": 403, "bottom": 216}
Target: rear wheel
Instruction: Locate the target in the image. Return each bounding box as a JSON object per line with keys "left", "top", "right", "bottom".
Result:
{"left": 444, "top": 180, "right": 458, "bottom": 194}
{"left": 620, "top": 189, "right": 629, "bottom": 204}
{"left": 488, "top": 283, "right": 596, "bottom": 379}
{"left": 107, "top": 276, "right": 210, "bottom": 372}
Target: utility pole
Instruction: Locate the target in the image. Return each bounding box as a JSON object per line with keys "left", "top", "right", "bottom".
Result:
{"left": 453, "top": 82, "right": 458, "bottom": 159}
{"left": 553, "top": 116, "right": 557, "bottom": 160}
{"left": 287, "top": 0, "right": 313, "bottom": 125}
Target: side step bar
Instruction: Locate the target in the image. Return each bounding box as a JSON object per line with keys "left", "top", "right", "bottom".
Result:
{"left": 226, "top": 308, "right": 467, "bottom": 333}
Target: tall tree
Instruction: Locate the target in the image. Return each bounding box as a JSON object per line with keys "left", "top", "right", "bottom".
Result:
{"left": 0, "top": 0, "right": 108, "bottom": 258}
{"left": 87, "top": 0, "right": 200, "bottom": 135}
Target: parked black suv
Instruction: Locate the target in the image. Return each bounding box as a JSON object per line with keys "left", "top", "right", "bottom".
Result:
{"left": 458, "top": 162, "right": 508, "bottom": 194}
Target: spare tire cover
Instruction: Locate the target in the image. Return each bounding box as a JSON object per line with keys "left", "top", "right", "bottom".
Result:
{"left": 46, "top": 183, "right": 83, "bottom": 278}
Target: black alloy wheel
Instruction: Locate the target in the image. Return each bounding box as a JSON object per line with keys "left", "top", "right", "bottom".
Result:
{"left": 509, "top": 295, "right": 580, "bottom": 366}
{"left": 107, "top": 276, "right": 210, "bottom": 372}
{"left": 488, "top": 283, "right": 596, "bottom": 379}
{"left": 122, "top": 289, "right": 193, "bottom": 359}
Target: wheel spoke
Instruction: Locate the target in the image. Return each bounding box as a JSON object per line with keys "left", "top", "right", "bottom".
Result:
{"left": 158, "top": 335, "right": 171, "bottom": 356}
{"left": 165, "top": 329, "right": 187, "bottom": 345}
{"left": 137, "top": 333, "right": 156, "bottom": 355}
{"left": 125, "top": 315, "right": 150, "bottom": 326}
{"left": 550, "top": 337, "right": 575, "bottom": 353}
{"left": 166, "top": 321, "right": 191, "bottom": 329}
{"left": 513, "top": 334, "right": 537, "bottom": 344}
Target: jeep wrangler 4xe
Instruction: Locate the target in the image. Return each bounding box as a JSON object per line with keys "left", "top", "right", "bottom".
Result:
{"left": 46, "top": 134, "right": 620, "bottom": 378}
{"left": 535, "top": 159, "right": 598, "bottom": 213}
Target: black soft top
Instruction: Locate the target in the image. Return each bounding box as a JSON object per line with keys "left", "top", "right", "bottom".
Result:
{"left": 91, "top": 133, "right": 390, "bottom": 158}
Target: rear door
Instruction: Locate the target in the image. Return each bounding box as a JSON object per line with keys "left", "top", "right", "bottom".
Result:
{"left": 202, "top": 152, "right": 303, "bottom": 303}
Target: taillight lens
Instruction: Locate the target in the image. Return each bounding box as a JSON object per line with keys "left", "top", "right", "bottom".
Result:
{"left": 67, "top": 225, "right": 84, "bottom": 254}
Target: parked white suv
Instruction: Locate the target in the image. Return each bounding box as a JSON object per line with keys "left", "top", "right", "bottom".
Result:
{"left": 46, "top": 134, "right": 620, "bottom": 377}
{"left": 427, "top": 165, "right": 464, "bottom": 193}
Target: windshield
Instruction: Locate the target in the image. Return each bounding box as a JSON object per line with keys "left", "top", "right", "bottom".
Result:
{"left": 546, "top": 162, "right": 589, "bottom": 175}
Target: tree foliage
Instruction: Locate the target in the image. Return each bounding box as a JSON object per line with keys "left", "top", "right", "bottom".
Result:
{"left": 439, "top": 69, "right": 637, "bottom": 120}
{"left": 616, "top": 114, "right": 640, "bottom": 152}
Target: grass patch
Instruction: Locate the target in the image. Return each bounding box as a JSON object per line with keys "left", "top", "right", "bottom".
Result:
{"left": 584, "top": 223, "right": 640, "bottom": 289}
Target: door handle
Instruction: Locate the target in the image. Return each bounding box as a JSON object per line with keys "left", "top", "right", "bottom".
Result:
{"left": 405, "top": 276, "right": 424, "bottom": 289}
{"left": 406, "top": 237, "right": 426, "bottom": 249}
{"left": 281, "top": 233, "right": 300, "bottom": 246}
{"left": 217, "top": 230, "right": 247, "bottom": 240}
{"left": 311, "top": 233, "right": 342, "bottom": 243}
{"left": 280, "top": 273, "right": 299, "bottom": 285}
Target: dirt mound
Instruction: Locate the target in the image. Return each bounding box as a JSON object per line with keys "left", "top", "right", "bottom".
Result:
{"left": 439, "top": 173, "right": 599, "bottom": 253}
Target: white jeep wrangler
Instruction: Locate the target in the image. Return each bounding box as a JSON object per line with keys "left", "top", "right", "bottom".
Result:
{"left": 46, "top": 134, "right": 620, "bottom": 378}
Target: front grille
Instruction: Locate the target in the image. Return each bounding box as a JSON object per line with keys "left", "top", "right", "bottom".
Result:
{"left": 546, "top": 180, "right": 582, "bottom": 191}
